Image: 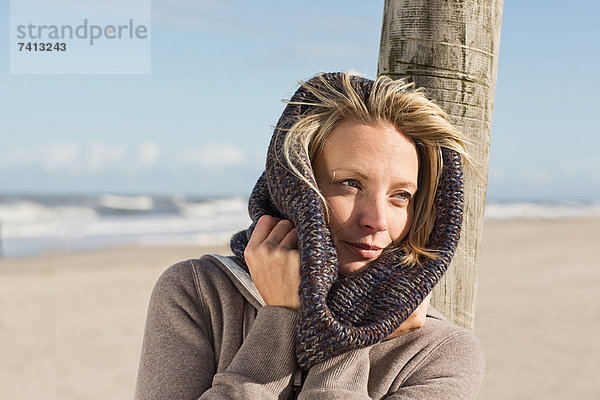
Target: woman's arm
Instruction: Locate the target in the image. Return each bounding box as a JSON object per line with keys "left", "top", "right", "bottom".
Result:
{"left": 135, "top": 262, "right": 216, "bottom": 399}
{"left": 385, "top": 329, "right": 485, "bottom": 400}
{"left": 135, "top": 215, "right": 303, "bottom": 399}
{"left": 135, "top": 259, "right": 300, "bottom": 400}
{"left": 204, "top": 306, "right": 299, "bottom": 399}
{"left": 299, "top": 347, "right": 372, "bottom": 400}
{"left": 297, "top": 327, "right": 484, "bottom": 400}
{"left": 198, "top": 216, "right": 303, "bottom": 398}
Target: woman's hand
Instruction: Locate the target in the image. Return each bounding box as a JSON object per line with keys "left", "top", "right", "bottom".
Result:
{"left": 244, "top": 215, "right": 301, "bottom": 310}
{"left": 386, "top": 293, "right": 431, "bottom": 340}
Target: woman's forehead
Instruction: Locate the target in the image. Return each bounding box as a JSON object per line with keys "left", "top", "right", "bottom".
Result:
{"left": 316, "top": 120, "right": 419, "bottom": 185}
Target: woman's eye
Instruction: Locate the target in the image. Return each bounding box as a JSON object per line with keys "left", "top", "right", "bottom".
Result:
{"left": 341, "top": 179, "right": 360, "bottom": 189}
{"left": 394, "top": 192, "right": 412, "bottom": 201}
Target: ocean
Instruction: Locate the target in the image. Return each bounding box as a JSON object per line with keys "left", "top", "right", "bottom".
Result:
{"left": 0, "top": 194, "right": 599, "bottom": 258}
{"left": 0, "top": 194, "right": 251, "bottom": 258}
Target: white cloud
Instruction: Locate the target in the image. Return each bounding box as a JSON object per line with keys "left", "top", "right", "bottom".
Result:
{"left": 85, "top": 140, "right": 127, "bottom": 173}
{"left": 0, "top": 142, "right": 84, "bottom": 171}
{"left": 42, "top": 142, "right": 83, "bottom": 172}
{"left": 0, "top": 140, "right": 251, "bottom": 175}
{"left": 135, "top": 141, "right": 161, "bottom": 167}
{"left": 180, "top": 142, "right": 246, "bottom": 170}
{"left": 0, "top": 140, "right": 161, "bottom": 174}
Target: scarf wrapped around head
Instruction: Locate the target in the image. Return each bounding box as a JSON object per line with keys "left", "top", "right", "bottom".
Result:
{"left": 230, "top": 72, "right": 464, "bottom": 370}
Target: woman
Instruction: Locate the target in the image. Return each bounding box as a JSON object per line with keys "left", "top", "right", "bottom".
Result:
{"left": 135, "top": 72, "right": 485, "bottom": 399}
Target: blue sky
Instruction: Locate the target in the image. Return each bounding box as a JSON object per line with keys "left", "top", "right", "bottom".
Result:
{"left": 1, "top": 0, "right": 599, "bottom": 201}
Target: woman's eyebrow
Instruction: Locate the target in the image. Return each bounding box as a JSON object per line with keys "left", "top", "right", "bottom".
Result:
{"left": 331, "top": 169, "right": 417, "bottom": 191}
{"left": 392, "top": 178, "right": 418, "bottom": 191}
{"left": 329, "top": 169, "right": 369, "bottom": 181}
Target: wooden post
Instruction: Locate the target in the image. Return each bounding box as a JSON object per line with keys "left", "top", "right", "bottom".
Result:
{"left": 378, "top": 0, "right": 503, "bottom": 329}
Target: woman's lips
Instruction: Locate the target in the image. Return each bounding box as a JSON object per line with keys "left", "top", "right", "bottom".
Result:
{"left": 342, "top": 241, "right": 384, "bottom": 259}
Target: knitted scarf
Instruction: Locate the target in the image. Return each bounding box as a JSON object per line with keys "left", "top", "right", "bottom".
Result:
{"left": 230, "top": 72, "right": 464, "bottom": 370}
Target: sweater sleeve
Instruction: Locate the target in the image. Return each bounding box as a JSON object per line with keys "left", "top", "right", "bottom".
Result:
{"left": 135, "top": 260, "right": 300, "bottom": 400}
{"left": 203, "top": 306, "right": 299, "bottom": 400}
{"left": 299, "top": 327, "right": 485, "bottom": 400}
{"left": 135, "top": 261, "right": 216, "bottom": 399}
{"left": 386, "top": 330, "right": 486, "bottom": 400}
{"left": 299, "top": 347, "right": 372, "bottom": 400}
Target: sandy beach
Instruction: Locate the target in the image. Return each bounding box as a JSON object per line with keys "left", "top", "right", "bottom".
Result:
{"left": 1, "top": 218, "right": 599, "bottom": 399}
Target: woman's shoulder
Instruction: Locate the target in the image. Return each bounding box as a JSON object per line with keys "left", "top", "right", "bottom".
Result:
{"left": 154, "top": 254, "right": 222, "bottom": 286}
{"left": 369, "top": 307, "right": 485, "bottom": 397}
{"left": 375, "top": 306, "right": 483, "bottom": 355}
{"left": 413, "top": 307, "right": 485, "bottom": 362}
{"left": 373, "top": 307, "right": 484, "bottom": 372}
{"left": 151, "top": 254, "right": 244, "bottom": 309}
{"left": 157, "top": 254, "right": 229, "bottom": 279}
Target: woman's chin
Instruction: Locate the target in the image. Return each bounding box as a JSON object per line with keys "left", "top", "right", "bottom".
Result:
{"left": 338, "top": 260, "right": 370, "bottom": 276}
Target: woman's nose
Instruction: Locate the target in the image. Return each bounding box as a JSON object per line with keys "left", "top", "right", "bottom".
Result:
{"left": 357, "top": 195, "right": 388, "bottom": 233}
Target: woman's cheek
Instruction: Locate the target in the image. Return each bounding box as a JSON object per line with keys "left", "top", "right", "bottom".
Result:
{"left": 324, "top": 196, "right": 353, "bottom": 234}
{"left": 392, "top": 206, "right": 413, "bottom": 243}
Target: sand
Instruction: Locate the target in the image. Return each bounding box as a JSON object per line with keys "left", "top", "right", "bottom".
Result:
{"left": 0, "top": 219, "right": 599, "bottom": 399}
{"left": 475, "top": 218, "right": 600, "bottom": 399}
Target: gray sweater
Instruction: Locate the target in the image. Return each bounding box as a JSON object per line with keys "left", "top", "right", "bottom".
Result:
{"left": 135, "top": 256, "right": 485, "bottom": 399}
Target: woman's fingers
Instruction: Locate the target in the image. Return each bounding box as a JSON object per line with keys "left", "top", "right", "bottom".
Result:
{"left": 247, "top": 215, "right": 280, "bottom": 245}
{"left": 264, "top": 219, "right": 295, "bottom": 247}
{"left": 248, "top": 216, "right": 296, "bottom": 249}
{"left": 279, "top": 227, "right": 298, "bottom": 250}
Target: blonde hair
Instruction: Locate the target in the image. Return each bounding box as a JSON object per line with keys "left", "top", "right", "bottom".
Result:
{"left": 280, "top": 72, "right": 468, "bottom": 265}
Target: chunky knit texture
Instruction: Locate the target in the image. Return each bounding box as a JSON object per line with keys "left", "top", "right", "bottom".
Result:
{"left": 230, "top": 73, "right": 464, "bottom": 370}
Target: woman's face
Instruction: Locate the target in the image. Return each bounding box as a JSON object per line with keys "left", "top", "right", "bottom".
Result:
{"left": 313, "top": 119, "right": 419, "bottom": 276}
